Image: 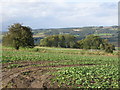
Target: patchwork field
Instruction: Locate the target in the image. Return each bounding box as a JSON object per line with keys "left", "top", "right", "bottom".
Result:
{"left": 1, "top": 46, "right": 119, "bottom": 88}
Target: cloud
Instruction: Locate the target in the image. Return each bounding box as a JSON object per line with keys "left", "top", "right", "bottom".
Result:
{"left": 54, "top": 2, "right": 117, "bottom": 23}
{"left": 1, "top": 0, "right": 118, "bottom": 31}
{"left": 1, "top": 0, "right": 119, "bottom": 2}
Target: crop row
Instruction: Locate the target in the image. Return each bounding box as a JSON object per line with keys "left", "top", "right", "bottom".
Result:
{"left": 51, "top": 65, "right": 119, "bottom": 88}
{"left": 2, "top": 50, "right": 118, "bottom": 65}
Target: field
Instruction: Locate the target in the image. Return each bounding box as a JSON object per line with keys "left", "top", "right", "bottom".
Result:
{"left": 2, "top": 46, "right": 119, "bottom": 88}
{"left": 94, "top": 33, "right": 112, "bottom": 36}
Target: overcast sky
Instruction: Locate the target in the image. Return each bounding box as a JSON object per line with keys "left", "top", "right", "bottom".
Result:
{"left": 0, "top": 0, "right": 119, "bottom": 31}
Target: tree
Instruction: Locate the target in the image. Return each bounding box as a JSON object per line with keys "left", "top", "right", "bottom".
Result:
{"left": 58, "top": 35, "right": 66, "bottom": 47}
{"left": 3, "top": 23, "right": 34, "bottom": 50}
{"left": 40, "top": 34, "right": 77, "bottom": 48}
{"left": 40, "top": 34, "right": 115, "bottom": 53}
{"left": 77, "top": 35, "right": 115, "bottom": 53}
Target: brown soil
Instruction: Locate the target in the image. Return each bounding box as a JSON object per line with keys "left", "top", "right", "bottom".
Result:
{"left": 2, "top": 61, "right": 97, "bottom": 89}
{"left": 2, "top": 60, "right": 54, "bottom": 68}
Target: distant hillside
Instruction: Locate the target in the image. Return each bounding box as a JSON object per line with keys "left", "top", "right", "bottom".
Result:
{"left": 2, "top": 26, "right": 118, "bottom": 46}
{"left": 32, "top": 26, "right": 118, "bottom": 46}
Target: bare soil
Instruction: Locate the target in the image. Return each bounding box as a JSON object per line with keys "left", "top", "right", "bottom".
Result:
{"left": 2, "top": 60, "right": 96, "bottom": 89}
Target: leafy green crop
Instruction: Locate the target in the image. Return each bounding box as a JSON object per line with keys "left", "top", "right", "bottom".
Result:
{"left": 2, "top": 47, "right": 119, "bottom": 88}
{"left": 7, "top": 64, "right": 22, "bottom": 69}
{"left": 2, "top": 49, "right": 118, "bottom": 65}
{"left": 51, "top": 65, "right": 118, "bottom": 88}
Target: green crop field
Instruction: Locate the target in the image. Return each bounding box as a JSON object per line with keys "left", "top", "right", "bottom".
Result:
{"left": 2, "top": 46, "right": 119, "bottom": 88}
{"left": 94, "top": 33, "right": 112, "bottom": 36}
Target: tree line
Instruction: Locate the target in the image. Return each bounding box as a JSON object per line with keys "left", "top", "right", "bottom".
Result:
{"left": 40, "top": 34, "right": 115, "bottom": 53}
{"left": 40, "top": 34, "right": 78, "bottom": 48}
{"left": 3, "top": 23, "right": 115, "bottom": 53}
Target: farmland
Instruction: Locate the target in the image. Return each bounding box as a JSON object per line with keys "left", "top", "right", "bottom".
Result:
{"left": 32, "top": 26, "right": 118, "bottom": 46}
{"left": 2, "top": 46, "right": 119, "bottom": 88}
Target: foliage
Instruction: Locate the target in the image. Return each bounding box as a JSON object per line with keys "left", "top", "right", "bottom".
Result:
{"left": 7, "top": 64, "right": 22, "bottom": 69}
{"left": 40, "top": 34, "right": 78, "bottom": 48}
{"left": 2, "top": 47, "right": 118, "bottom": 65}
{"left": 40, "top": 34, "right": 115, "bottom": 53}
{"left": 77, "top": 35, "right": 115, "bottom": 53}
{"left": 32, "top": 26, "right": 118, "bottom": 46}
{"left": 52, "top": 65, "right": 118, "bottom": 88}
{"left": 2, "top": 23, "right": 34, "bottom": 50}
{"left": 2, "top": 47, "right": 118, "bottom": 88}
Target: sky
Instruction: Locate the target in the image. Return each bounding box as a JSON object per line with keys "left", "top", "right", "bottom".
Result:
{"left": 0, "top": 0, "right": 119, "bottom": 31}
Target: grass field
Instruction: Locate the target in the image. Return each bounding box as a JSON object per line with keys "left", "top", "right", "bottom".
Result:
{"left": 2, "top": 46, "right": 119, "bottom": 88}
{"left": 94, "top": 33, "right": 112, "bottom": 36}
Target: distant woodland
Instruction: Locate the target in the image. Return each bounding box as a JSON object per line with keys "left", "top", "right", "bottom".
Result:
{"left": 2, "top": 23, "right": 117, "bottom": 53}
{"left": 32, "top": 26, "right": 118, "bottom": 47}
